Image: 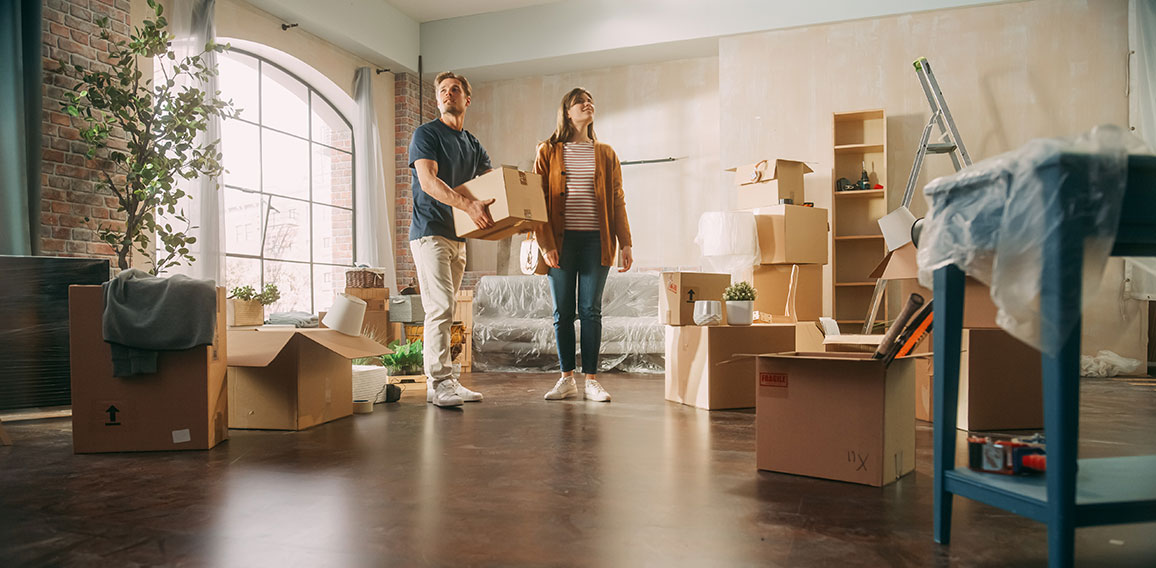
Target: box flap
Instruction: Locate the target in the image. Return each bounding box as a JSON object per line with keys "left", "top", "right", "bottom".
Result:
{"left": 296, "top": 328, "right": 391, "bottom": 359}
{"left": 728, "top": 159, "right": 814, "bottom": 186}
{"left": 227, "top": 329, "right": 296, "bottom": 367}
{"left": 869, "top": 242, "right": 919, "bottom": 280}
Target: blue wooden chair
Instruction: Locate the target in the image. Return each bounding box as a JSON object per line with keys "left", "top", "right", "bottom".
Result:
{"left": 932, "top": 153, "right": 1156, "bottom": 568}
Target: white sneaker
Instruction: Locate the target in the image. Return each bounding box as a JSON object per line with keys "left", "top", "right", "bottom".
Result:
{"left": 544, "top": 376, "right": 578, "bottom": 400}
{"left": 429, "top": 380, "right": 463, "bottom": 407}
{"left": 451, "top": 379, "right": 484, "bottom": 402}
{"left": 584, "top": 379, "right": 611, "bottom": 402}
{"left": 427, "top": 379, "right": 482, "bottom": 404}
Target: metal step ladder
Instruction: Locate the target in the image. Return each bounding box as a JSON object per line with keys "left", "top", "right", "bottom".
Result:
{"left": 862, "top": 57, "right": 974, "bottom": 333}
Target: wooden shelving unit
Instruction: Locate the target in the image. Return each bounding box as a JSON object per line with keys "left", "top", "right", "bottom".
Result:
{"left": 831, "top": 109, "right": 887, "bottom": 332}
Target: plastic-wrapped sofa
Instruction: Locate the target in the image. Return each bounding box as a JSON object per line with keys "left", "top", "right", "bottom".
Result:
{"left": 471, "top": 273, "right": 663, "bottom": 373}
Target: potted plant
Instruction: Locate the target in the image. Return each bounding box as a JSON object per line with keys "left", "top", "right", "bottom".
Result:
{"left": 723, "top": 281, "right": 757, "bottom": 326}
{"left": 55, "top": 0, "right": 238, "bottom": 274}
{"left": 381, "top": 339, "right": 425, "bottom": 380}
{"left": 227, "top": 284, "right": 280, "bottom": 326}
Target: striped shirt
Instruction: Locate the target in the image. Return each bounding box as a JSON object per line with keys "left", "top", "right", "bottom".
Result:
{"left": 563, "top": 142, "right": 599, "bottom": 231}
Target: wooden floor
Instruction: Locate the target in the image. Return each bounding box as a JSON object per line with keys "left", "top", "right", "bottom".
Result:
{"left": 2, "top": 372, "right": 1155, "bottom": 567}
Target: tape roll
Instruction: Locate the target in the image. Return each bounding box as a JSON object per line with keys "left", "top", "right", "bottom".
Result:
{"left": 353, "top": 400, "right": 374, "bottom": 414}
{"left": 322, "top": 293, "right": 367, "bottom": 336}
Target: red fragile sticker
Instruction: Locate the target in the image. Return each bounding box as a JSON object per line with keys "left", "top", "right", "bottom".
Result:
{"left": 760, "top": 372, "right": 788, "bottom": 387}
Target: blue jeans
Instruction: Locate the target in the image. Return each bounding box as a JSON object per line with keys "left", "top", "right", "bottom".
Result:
{"left": 547, "top": 231, "right": 610, "bottom": 374}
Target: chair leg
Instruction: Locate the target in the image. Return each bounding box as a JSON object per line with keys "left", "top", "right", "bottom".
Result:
{"left": 933, "top": 264, "right": 966, "bottom": 545}
{"left": 0, "top": 419, "right": 11, "bottom": 446}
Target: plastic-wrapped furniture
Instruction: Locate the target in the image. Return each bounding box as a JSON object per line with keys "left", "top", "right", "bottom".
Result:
{"left": 472, "top": 272, "right": 663, "bottom": 373}
{"left": 921, "top": 128, "right": 1156, "bottom": 568}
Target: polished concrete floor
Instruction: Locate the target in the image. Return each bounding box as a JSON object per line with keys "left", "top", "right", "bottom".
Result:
{"left": 2, "top": 373, "right": 1155, "bottom": 567}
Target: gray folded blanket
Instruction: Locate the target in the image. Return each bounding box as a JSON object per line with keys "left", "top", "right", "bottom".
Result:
{"left": 266, "top": 311, "right": 319, "bottom": 328}
{"left": 101, "top": 269, "right": 218, "bottom": 377}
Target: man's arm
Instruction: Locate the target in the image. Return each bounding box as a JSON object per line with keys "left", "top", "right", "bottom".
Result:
{"left": 413, "top": 158, "right": 494, "bottom": 230}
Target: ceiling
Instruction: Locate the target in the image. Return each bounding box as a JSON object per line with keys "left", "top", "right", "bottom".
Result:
{"left": 384, "top": 0, "right": 560, "bottom": 23}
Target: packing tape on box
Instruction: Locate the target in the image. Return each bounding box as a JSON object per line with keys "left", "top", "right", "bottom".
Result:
{"left": 322, "top": 293, "right": 367, "bottom": 336}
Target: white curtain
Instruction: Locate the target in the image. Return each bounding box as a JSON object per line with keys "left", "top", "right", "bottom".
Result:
{"left": 164, "top": 0, "right": 223, "bottom": 282}
{"left": 353, "top": 67, "right": 397, "bottom": 292}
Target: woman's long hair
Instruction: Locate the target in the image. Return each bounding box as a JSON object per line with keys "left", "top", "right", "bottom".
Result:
{"left": 546, "top": 88, "right": 597, "bottom": 146}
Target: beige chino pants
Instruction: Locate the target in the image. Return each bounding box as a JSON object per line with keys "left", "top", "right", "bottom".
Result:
{"left": 409, "top": 235, "right": 466, "bottom": 385}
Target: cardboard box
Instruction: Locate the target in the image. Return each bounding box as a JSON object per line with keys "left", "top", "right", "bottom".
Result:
{"left": 344, "top": 287, "right": 388, "bottom": 312}
{"left": 659, "top": 272, "right": 731, "bottom": 326}
{"left": 389, "top": 295, "right": 424, "bottom": 323}
{"left": 755, "top": 205, "right": 829, "bottom": 265}
{"left": 731, "top": 159, "right": 814, "bottom": 209}
{"left": 755, "top": 352, "right": 917, "bottom": 486}
{"left": 453, "top": 166, "right": 547, "bottom": 240}
{"left": 870, "top": 243, "right": 998, "bottom": 328}
{"left": 227, "top": 329, "right": 389, "bottom": 430}
{"left": 752, "top": 264, "right": 821, "bottom": 321}
{"left": 957, "top": 329, "right": 1043, "bottom": 430}
{"left": 69, "top": 285, "right": 228, "bottom": 453}
{"left": 665, "top": 324, "right": 796, "bottom": 410}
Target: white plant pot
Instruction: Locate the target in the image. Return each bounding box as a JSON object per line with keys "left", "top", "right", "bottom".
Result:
{"left": 725, "top": 300, "right": 754, "bottom": 326}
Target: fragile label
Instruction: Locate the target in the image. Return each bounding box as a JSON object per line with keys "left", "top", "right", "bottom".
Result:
{"left": 666, "top": 279, "right": 678, "bottom": 294}
{"left": 760, "top": 372, "right": 788, "bottom": 388}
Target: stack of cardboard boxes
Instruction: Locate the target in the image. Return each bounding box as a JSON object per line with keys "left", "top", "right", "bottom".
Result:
{"left": 872, "top": 244, "right": 1043, "bottom": 429}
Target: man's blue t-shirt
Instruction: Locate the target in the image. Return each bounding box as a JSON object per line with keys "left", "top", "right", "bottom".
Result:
{"left": 408, "top": 119, "right": 492, "bottom": 242}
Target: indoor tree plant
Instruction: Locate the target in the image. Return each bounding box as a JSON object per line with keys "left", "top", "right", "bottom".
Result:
{"left": 227, "top": 284, "right": 280, "bottom": 326}
{"left": 56, "top": 0, "right": 237, "bottom": 274}
{"left": 723, "top": 281, "right": 757, "bottom": 326}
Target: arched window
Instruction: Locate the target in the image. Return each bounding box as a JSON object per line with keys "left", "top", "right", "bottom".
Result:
{"left": 217, "top": 49, "right": 355, "bottom": 314}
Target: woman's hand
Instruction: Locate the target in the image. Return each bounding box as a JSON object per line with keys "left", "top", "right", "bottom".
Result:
{"left": 618, "top": 246, "right": 633, "bottom": 272}
{"left": 545, "top": 249, "right": 560, "bottom": 268}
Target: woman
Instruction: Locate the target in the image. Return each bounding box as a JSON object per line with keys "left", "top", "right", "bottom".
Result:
{"left": 533, "top": 88, "right": 633, "bottom": 402}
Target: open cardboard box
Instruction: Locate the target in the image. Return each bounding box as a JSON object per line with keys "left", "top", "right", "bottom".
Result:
{"left": 453, "top": 166, "right": 547, "bottom": 240}
{"left": 665, "top": 324, "right": 796, "bottom": 410}
{"left": 755, "top": 205, "right": 829, "bottom": 265}
{"left": 227, "top": 329, "right": 389, "bottom": 430}
{"left": 870, "top": 242, "right": 998, "bottom": 328}
{"left": 729, "top": 159, "right": 814, "bottom": 209}
{"left": 69, "top": 285, "right": 228, "bottom": 453}
{"left": 755, "top": 351, "right": 920, "bottom": 486}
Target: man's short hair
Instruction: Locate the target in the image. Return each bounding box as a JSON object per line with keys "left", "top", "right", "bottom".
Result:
{"left": 434, "top": 71, "right": 471, "bottom": 98}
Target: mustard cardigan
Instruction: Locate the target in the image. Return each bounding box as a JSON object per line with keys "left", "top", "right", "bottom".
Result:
{"left": 532, "top": 140, "right": 633, "bottom": 268}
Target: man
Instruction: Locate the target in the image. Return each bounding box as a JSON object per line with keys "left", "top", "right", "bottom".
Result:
{"left": 408, "top": 71, "right": 494, "bottom": 408}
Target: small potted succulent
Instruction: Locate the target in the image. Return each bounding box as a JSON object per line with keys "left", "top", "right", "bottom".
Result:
{"left": 722, "top": 281, "right": 757, "bottom": 326}
{"left": 227, "top": 283, "right": 281, "bottom": 326}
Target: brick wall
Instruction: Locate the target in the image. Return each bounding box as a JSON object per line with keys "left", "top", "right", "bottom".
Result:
{"left": 393, "top": 72, "right": 492, "bottom": 292}
{"left": 40, "top": 0, "right": 131, "bottom": 265}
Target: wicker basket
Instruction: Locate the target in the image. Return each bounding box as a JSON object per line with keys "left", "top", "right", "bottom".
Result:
{"left": 345, "top": 268, "right": 385, "bottom": 289}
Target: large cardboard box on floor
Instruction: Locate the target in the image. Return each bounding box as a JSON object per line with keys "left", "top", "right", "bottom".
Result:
{"left": 453, "top": 166, "right": 547, "bottom": 240}
{"left": 755, "top": 205, "right": 829, "bottom": 265}
{"left": 755, "top": 352, "right": 918, "bottom": 486}
{"left": 69, "top": 285, "right": 228, "bottom": 453}
{"left": 871, "top": 243, "right": 998, "bottom": 328}
{"left": 659, "top": 272, "right": 731, "bottom": 326}
{"left": 730, "top": 159, "right": 813, "bottom": 209}
{"left": 665, "top": 324, "right": 796, "bottom": 410}
{"left": 227, "top": 329, "right": 389, "bottom": 430}
{"left": 753, "top": 264, "right": 821, "bottom": 321}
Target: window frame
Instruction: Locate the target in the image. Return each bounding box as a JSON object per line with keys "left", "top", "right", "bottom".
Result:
{"left": 220, "top": 47, "right": 357, "bottom": 314}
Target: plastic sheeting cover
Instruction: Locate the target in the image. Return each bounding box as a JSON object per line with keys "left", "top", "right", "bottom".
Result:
{"left": 695, "top": 211, "right": 760, "bottom": 278}
{"left": 472, "top": 272, "right": 663, "bottom": 373}
{"left": 917, "top": 125, "right": 1150, "bottom": 354}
